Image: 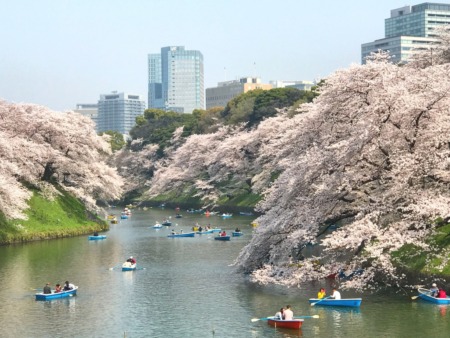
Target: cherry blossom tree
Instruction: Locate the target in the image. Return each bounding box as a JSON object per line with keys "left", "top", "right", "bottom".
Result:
{"left": 0, "top": 101, "right": 123, "bottom": 219}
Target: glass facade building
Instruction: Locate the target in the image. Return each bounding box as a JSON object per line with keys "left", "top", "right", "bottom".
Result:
{"left": 148, "top": 46, "right": 205, "bottom": 113}
{"left": 361, "top": 3, "right": 450, "bottom": 64}
{"left": 96, "top": 92, "right": 146, "bottom": 135}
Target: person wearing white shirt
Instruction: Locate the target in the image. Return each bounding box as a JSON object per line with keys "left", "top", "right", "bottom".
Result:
{"left": 330, "top": 288, "right": 341, "bottom": 300}
{"left": 283, "top": 305, "right": 293, "bottom": 320}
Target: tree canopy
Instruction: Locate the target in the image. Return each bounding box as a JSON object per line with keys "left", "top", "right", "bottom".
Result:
{"left": 0, "top": 101, "right": 123, "bottom": 220}
{"left": 123, "top": 27, "right": 450, "bottom": 290}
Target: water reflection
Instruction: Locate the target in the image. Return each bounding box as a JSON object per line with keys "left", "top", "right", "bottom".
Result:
{"left": 1, "top": 209, "right": 450, "bottom": 337}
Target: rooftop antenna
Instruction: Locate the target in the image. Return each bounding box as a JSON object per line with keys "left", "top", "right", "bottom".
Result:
{"left": 224, "top": 67, "right": 227, "bottom": 81}
{"left": 253, "top": 62, "right": 256, "bottom": 78}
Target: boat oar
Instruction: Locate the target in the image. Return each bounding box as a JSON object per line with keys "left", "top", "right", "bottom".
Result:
{"left": 412, "top": 288, "right": 431, "bottom": 300}
{"left": 251, "top": 315, "right": 319, "bottom": 322}
{"left": 109, "top": 263, "right": 122, "bottom": 271}
{"left": 294, "top": 315, "right": 320, "bottom": 319}
{"left": 311, "top": 296, "right": 331, "bottom": 306}
{"left": 251, "top": 317, "right": 271, "bottom": 322}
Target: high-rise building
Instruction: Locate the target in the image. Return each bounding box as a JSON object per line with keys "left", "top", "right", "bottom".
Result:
{"left": 361, "top": 3, "right": 450, "bottom": 64}
{"left": 74, "top": 103, "right": 98, "bottom": 126}
{"left": 206, "top": 77, "right": 272, "bottom": 109}
{"left": 148, "top": 46, "right": 204, "bottom": 113}
{"left": 96, "top": 92, "right": 146, "bottom": 135}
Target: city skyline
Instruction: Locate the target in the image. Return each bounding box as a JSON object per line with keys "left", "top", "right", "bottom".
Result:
{"left": 0, "top": 0, "right": 443, "bottom": 111}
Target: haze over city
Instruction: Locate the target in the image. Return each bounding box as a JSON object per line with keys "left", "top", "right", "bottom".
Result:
{"left": 0, "top": 0, "right": 433, "bottom": 111}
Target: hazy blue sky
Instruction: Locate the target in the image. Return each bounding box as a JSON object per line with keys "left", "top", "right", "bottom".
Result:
{"left": 0, "top": 0, "right": 431, "bottom": 111}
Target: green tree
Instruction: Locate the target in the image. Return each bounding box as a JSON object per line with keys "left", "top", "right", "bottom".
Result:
{"left": 99, "top": 130, "right": 125, "bottom": 151}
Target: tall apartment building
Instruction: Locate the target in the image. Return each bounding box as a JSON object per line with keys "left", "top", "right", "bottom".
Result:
{"left": 74, "top": 103, "right": 98, "bottom": 126}
{"left": 205, "top": 77, "right": 272, "bottom": 109}
{"left": 361, "top": 3, "right": 450, "bottom": 64}
{"left": 96, "top": 92, "right": 146, "bottom": 135}
{"left": 148, "top": 46, "right": 204, "bottom": 113}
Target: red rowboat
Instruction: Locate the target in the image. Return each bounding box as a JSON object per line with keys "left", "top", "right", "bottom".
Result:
{"left": 267, "top": 318, "right": 303, "bottom": 329}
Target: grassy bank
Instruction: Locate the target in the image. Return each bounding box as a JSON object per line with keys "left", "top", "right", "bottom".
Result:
{"left": 0, "top": 188, "right": 107, "bottom": 245}
{"left": 391, "top": 223, "right": 450, "bottom": 278}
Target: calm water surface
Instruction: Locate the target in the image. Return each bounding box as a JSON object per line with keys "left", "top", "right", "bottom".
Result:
{"left": 0, "top": 209, "right": 449, "bottom": 337}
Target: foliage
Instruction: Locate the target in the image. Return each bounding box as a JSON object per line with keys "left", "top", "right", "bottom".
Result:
{"left": 0, "top": 101, "right": 123, "bottom": 220}
{"left": 221, "top": 87, "right": 317, "bottom": 127}
{"left": 99, "top": 130, "right": 125, "bottom": 151}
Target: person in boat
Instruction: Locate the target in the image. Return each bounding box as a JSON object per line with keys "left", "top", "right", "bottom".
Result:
{"left": 54, "top": 283, "right": 62, "bottom": 293}
{"left": 221, "top": 231, "right": 227, "bottom": 237}
{"left": 274, "top": 307, "right": 285, "bottom": 320}
{"left": 235, "top": 227, "right": 241, "bottom": 232}
{"left": 127, "top": 256, "right": 136, "bottom": 264}
{"left": 63, "top": 281, "right": 74, "bottom": 291}
{"left": 43, "top": 283, "right": 52, "bottom": 294}
{"left": 283, "top": 305, "right": 293, "bottom": 320}
{"left": 317, "top": 288, "right": 326, "bottom": 299}
{"left": 206, "top": 224, "right": 211, "bottom": 230}
{"left": 198, "top": 226, "right": 203, "bottom": 232}
{"left": 93, "top": 231, "right": 99, "bottom": 236}
{"left": 171, "top": 229, "right": 176, "bottom": 235}
{"left": 330, "top": 288, "right": 341, "bottom": 300}
{"left": 437, "top": 288, "right": 447, "bottom": 298}
{"left": 430, "top": 283, "right": 439, "bottom": 297}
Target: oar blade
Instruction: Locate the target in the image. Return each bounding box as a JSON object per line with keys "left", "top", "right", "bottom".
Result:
{"left": 312, "top": 315, "right": 320, "bottom": 318}
{"left": 251, "top": 318, "right": 260, "bottom": 322}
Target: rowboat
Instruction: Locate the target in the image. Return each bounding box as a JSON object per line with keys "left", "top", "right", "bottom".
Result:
{"left": 167, "top": 232, "right": 195, "bottom": 238}
{"left": 35, "top": 286, "right": 78, "bottom": 301}
{"left": 210, "top": 228, "right": 222, "bottom": 233}
{"left": 120, "top": 215, "right": 128, "bottom": 219}
{"left": 88, "top": 235, "right": 107, "bottom": 240}
{"left": 196, "top": 230, "right": 214, "bottom": 234}
{"left": 221, "top": 213, "right": 232, "bottom": 218}
{"left": 152, "top": 223, "right": 162, "bottom": 229}
{"left": 122, "top": 262, "right": 137, "bottom": 271}
{"left": 107, "top": 215, "right": 116, "bottom": 220}
{"left": 161, "top": 221, "right": 172, "bottom": 226}
{"left": 267, "top": 317, "right": 303, "bottom": 329}
{"left": 308, "top": 298, "right": 362, "bottom": 307}
{"left": 214, "top": 235, "right": 230, "bottom": 241}
{"left": 239, "top": 212, "right": 254, "bottom": 216}
{"left": 418, "top": 288, "right": 450, "bottom": 304}
{"left": 232, "top": 231, "right": 243, "bottom": 237}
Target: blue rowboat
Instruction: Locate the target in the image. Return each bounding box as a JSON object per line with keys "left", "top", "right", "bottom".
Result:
{"left": 167, "top": 232, "right": 195, "bottom": 238}
{"left": 221, "top": 213, "right": 232, "bottom": 218}
{"left": 122, "top": 262, "right": 137, "bottom": 271}
{"left": 196, "top": 230, "right": 214, "bottom": 235}
{"left": 418, "top": 288, "right": 450, "bottom": 304}
{"left": 210, "top": 228, "right": 222, "bottom": 233}
{"left": 214, "top": 235, "right": 231, "bottom": 241}
{"left": 308, "top": 298, "right": 362, "bottom": 307}
{"left": 161, "top": 221, "right": 172, "bottom": 226}
{"left": 88, "top": 235, "right": 107, "bottom": 240}
{"left": 152, "top": 223, "right": 162, "bottom": 229}
{"left": 232, "top": 232, "right": 243, "bottom": 237}
{"left": 35, "top": 286, "right": 78, "bottom": 301}
{"left": 120, "top": 215, "right": 128, "bottom": 219}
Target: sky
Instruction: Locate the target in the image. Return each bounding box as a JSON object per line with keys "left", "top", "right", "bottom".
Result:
{"left": 0, "top": 0, "right": 434, "bottom": 111}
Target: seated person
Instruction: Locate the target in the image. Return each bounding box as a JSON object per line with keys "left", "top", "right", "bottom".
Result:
{"left": 330, "top": 288, "right": 341, "bottom": 300}
{"left": 43, "top": 283, "right": 52, "bottom": 294}
{"left": 437, "top": 289, "right": 447, "bottom": 298}
{"left": 93, "top": 231, "right": 99, "bottom": 236}
{"left": 63, "top": 281, "right": 74, "bottom": 291}
{"left": 317, "top": 288, "right": 326, "bottom": 299}
{"left": 54, "top": 283, "right": 62, "bottom": 293}
{"left": 235, "top": 228, "right": 241, "bottom": 232}
{"left": 274, "top": 308, "right": 285, "bottom": 320}
{"left": 221, "top": 231, "right": 227, "bottom": 237}
{"left": 430, "top": 283, "right": 439, "bottom": 297}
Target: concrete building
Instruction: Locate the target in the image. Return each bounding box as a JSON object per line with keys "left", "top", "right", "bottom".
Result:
{"left": 148, "top": 46, "right": 204, "bottom": 113}
{"left": 96, "top": 92, "right": 146, "bottom": 135}
{"left": 205, "top": 77, "right": 272, "bottom": 109}
{"left": 270, "top": 80, "right": 315, "bottom": 91}
{"left": 73, "top": 103, "right": 98, "bottom": 126}
{"left": 361, "top": 3, "right": 450, "bottom": 64}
